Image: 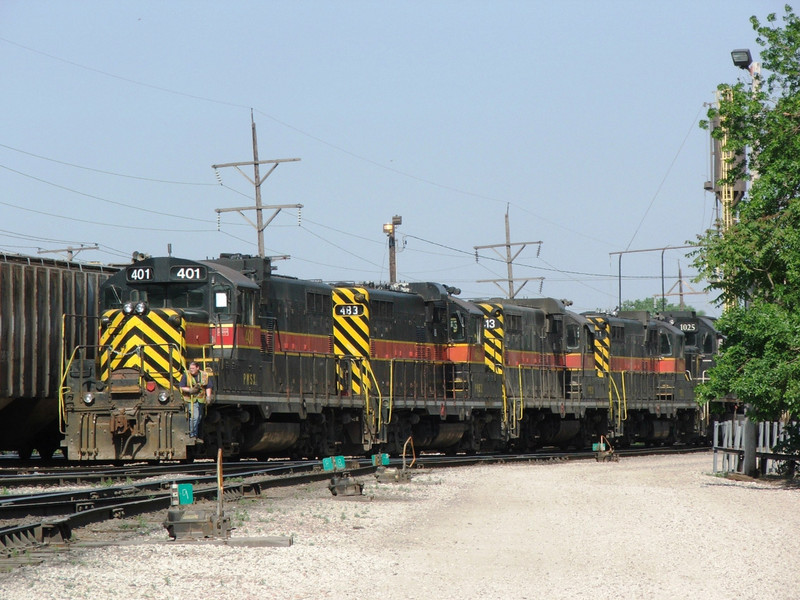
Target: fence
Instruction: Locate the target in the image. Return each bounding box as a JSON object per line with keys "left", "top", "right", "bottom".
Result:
{"left": 712, "top": 418, "right": 798, "bottom": 475}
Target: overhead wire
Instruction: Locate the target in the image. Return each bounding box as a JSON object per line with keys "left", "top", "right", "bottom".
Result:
{"left": 624, "top": 105, "right": 706, "bottom": 251}
{"left": 0, "top": 35, "right": 708, "bottom": 294}
{"left": 0, "top": 35, "right": 612, "bottom": 247}
{"left": 0, "top": 194, "right": 216, "bottom": 232}
{"left": 0, "top": 142, "right": 216, "bottom": 186}
{"left": 0, "top": 36, "right": 249, "bottom": 110}
{"left": 0, "top": 163, "right": 213, "bottom": 222}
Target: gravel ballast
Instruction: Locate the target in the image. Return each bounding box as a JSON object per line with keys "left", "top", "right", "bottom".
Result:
{"left": 1, "top": 453, "right": 798, "bottom": 600}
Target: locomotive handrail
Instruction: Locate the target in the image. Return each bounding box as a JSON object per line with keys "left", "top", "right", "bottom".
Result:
{"left": 193, "top": 344, "right": 220, "bottom": 377}
{"left": 501, "top": 374, "right": 509, "bottom": 432}
{"left": 364, "top": 363, "right": 383, "bottom": 431}
{"left": 58, "top": 345, "right": 86, "bottom": 430}
{"left": 620, "top": 371, "right": 628, "bottom": 423}
{"left": 59, "top": 313, "right": 105, "bottom": 432}
{"left": 388, "top": 360, "right": 396, "bottom": 427}
{"left": 606, "top": 372, "right": 628, "bottom": 428}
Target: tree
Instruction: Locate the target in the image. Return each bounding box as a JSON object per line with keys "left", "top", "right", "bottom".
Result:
{"left": 618, "top": 297, "right": 701, "bottom": 314}
{"left": 693, "top": 5, "right": 800, "bottom": 420}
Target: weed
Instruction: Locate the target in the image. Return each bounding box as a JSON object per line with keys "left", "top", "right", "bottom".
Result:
{"left": 232, "top": 508, "right": 251, "bottom": 527}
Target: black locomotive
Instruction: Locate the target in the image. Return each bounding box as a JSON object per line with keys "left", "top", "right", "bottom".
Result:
{"left": 59, "top": 253, "right": 716, "bottom": 461}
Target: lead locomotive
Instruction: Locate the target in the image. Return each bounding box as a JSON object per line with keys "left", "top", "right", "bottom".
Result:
{"left": 59, "top": 253, "right": 718, "bottom": 461}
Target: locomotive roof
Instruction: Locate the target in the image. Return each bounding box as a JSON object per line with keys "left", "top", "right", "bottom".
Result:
{"left": 198, "top": 260, "right": 260, "bottom": 290}
{"left": 484, "top": 297, "right": 567, "bottom": 314}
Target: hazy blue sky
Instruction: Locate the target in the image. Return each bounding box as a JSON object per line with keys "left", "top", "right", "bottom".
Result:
{"left": 0, "top": 1, "right": 781, "bottom": 316}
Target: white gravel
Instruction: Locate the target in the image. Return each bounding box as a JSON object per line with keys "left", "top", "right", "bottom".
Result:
{"left": 1, "top": 453, "right": 799, "bottom": 600}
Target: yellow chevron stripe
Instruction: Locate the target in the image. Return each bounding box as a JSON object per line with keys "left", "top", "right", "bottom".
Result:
{"left": 478, "top": 303, "right": 504, "bottom": 375}
{"left": 332, "top": 287, "right": 371, "bottom": 396}
{"left": 99, "top": 309, "right": 186, "bottom": 389}
{"left": 587, "top": 316, "right": 610, "bottom": 377}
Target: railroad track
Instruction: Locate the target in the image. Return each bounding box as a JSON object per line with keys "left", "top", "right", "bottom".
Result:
{"left": 0, "top": 446, "right": 710, "bottom": 571}
{"left": 0, "top": 459, "right": 309, "bottom": 488}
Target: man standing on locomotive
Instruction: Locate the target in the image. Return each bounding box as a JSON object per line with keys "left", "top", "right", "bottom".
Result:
{"left": 179, "top": 361, "right": 213, "bottom": 443}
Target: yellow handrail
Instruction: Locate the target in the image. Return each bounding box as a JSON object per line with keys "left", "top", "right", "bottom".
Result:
{"left": 387, "top": 360, "right": 395, "bottom": 427}
{"left": 58, "top": 345, "right": 85, "bottom": 431}
{"left": 606, "top": 371, "right": 629, "bottom": 429}
{"left": 363, "top": 359, "right": 384, "bottom": 431}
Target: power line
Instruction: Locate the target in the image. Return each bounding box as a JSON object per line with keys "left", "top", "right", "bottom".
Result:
{"left": 0, "top": 36, "right": 249, "bottom": 110}
{"left": 0, "top": 142, "right": 216, "bottom": 186}
{"left": 0, "top": 36, "right": 615, "bottom": 247}
{"left": 0, "top": 163, "right": 213, "bottom": 222}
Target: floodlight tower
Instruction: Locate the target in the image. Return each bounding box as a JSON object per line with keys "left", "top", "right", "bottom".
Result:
{"left": 383, "top": 215, "right": 402, "bottom": 283}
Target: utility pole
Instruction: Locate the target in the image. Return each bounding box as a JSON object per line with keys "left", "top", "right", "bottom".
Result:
{"left": 383, "top": 215, "right": 402, "bottom": 283}
{"left": 37, "top": 244, "right": 99, "bottom": 262}
{"left": 212, "top": 110, "right": 303, "bottom": 258}
{"left": 609, "top": 245, "right": 694, "bottom": 311}
{"left": 474, "top": 206, "right": 542, "bottom": 299}
{"left": 651, "top": 265, "right": 706, "bottom": 309}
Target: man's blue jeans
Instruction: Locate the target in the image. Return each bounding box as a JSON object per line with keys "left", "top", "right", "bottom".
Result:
{"left": 188, "top": 401, "right": 204, "bottom": 438}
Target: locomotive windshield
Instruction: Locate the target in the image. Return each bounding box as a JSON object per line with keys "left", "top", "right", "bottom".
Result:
{"left": 102, "top": 283, "right": 206, "bottom": 310}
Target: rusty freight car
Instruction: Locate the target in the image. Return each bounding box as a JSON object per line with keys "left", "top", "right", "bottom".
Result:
{"left": 0, "top": 253, "right": 117, "bottom": 458}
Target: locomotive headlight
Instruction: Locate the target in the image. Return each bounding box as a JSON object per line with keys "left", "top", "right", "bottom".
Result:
{"left": 157, "top": 391, "right": 170, "bottom": 404}
{"left": 83, "top": 392, "right": 95, "bottom": 406}
{"left": 122, "top": 302, "right": 134, "bottom": 315}
{"left": 134, "top": 301, "right": 148, "bottom": 315}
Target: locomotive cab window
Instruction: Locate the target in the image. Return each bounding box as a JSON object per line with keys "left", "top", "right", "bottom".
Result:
{"left": 702, "top": 332, "right": 715, "bottom": 354}
{"left": 213, "top": 285, "right": 232, "bottom": 314}
{"left": 167, "top": 286, "right": 205, "bottom": 309}
{"left": 103, "top": 284, "right": 205, "bottom": 310}
{"left": 566, "top": 323, "right": 580, "bottom": 350}
{"left": 103, "top": 285, "right": 126, "bottom": 308}
{"left": 659, "top": 332, "right": 673, "bottom": 357}
{"left": 239, "top": 289, "right": 256, "bottom": 325}
{"left": 449, "top": 312, "right": 465, "bottom": 341}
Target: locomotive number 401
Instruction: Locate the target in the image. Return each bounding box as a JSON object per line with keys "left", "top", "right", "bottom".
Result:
{"left": 126, "top": 266, "right": 153, "bottom": 281}
{"left": 170, "top": 266, "right": 207, "bottom": 281}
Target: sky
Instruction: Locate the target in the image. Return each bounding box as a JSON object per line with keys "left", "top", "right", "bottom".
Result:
{"left": 0, "top": 1, "right": 784, "bottom": 317}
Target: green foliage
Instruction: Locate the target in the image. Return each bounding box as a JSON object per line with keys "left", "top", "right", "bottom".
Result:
{"left": 619, "top": 297, "right": 700, "bottom": 313}
{"left": 696, "top": 301, "right": 800, "bottom": 419}
{"left": 773, "top": 422, "right": 800, "bottom": 457}
{"left": 692, "top": 6, "right": 800, "bottom": 418}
